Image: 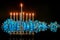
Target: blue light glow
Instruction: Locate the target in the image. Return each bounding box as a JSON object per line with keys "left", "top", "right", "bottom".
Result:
{"left": 2, "top": 19, "right": 60, "bottom": 34}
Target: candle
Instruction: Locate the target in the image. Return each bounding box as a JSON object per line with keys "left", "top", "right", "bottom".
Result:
{"left": 32, "top": 13, "right": 34, "bottom": 21}
{"left": 26, "top": 13, "right": 28, "bottom": 22}
{"left": 29, "top": 13, "right": 31, "bottom": 20}
{"left": 13, "top": 12, "right": 15, "bottom": 20}
{"left": 20, "top": 3, "right": 23, "bottom": 21}
{"left": 10, "top": 12, "right": 12, "bottom": 19}
{"left": 19, "top": 12, "right": 21, "bottom": 20}
{"left": 16, "top": 12, "right": 18, "bottom": 21}
{"left": 23, "top": 12, "right": 24, "bottom": 21}
{"left": 19, "top": 12, "right": 22, "bottom": 21}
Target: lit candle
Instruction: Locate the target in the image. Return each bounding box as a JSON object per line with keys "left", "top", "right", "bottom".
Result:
{"left": 23, "top": 12, "right": 24, "bottom": 21}
{"left": 16, "top": 12, "right": 18, "bottom": 21}
{"left": 20, "top": 12, "right": 21, "bottom": 20}
{"left": 13, "top": 12, "right": 15, "bottom": 20}
{"left": 20, "top": 3, "right": 23, "bottom": 21}
{"left": 26, "top": 13, "right": 28, "bottom": 22}
{"left": 10, "top": 12, "right": 12, "bottom": 19}
{"left": 29, "top": 13, "right": 31, "bottom": 20}
{"left": 32, "top": 13, "right": 34, "bottom": 21}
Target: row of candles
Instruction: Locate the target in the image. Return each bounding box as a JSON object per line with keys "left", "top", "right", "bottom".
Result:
{"left": 10, "top": 12, "right": 34, "bottom": 21}
{"left": 9, "top": 12, "right": 35, "bottom": 35}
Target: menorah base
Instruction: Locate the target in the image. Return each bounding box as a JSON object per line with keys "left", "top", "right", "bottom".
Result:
{"left": 10, "top": 31, "right": 34, "bottom": 35}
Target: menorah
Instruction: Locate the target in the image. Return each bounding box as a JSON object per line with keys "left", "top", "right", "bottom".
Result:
{"left": 1, "top": 3, "right": 60, "bottom": 35}
{"left": 9, "top": 12, "right": 34, "bottom": 35}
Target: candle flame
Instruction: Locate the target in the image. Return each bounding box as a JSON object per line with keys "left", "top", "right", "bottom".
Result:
{"left": 20, "top": 3, "right": 23, "bottom": 7}
{"left": 16, "top": 12, "right": 18, "bottom": 16}
{"left": 23, "top": 12, "right": 24, "bottom": 15}
{"left": 10, "top": 12, "right": 12, "bottom": 15}
{"left": 26, "top": 13, "right": 28, "bottom": 16}
{"left": 13, "top": 12, "right": 15, "bottom": 16}
{"left": 29, "top": 13, "right": 31, "bottom": 16}
{"left": 32, "top": 13, "right": 34, "bottom": 16}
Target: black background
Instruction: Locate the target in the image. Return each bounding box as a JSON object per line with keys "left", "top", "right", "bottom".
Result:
{"left": 0, "top": 0, "right": 60, "bottom": 40}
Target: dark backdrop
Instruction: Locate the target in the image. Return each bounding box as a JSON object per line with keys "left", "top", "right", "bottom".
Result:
{"left": 0, "top": 0, "right": 60, "bottom": 40}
